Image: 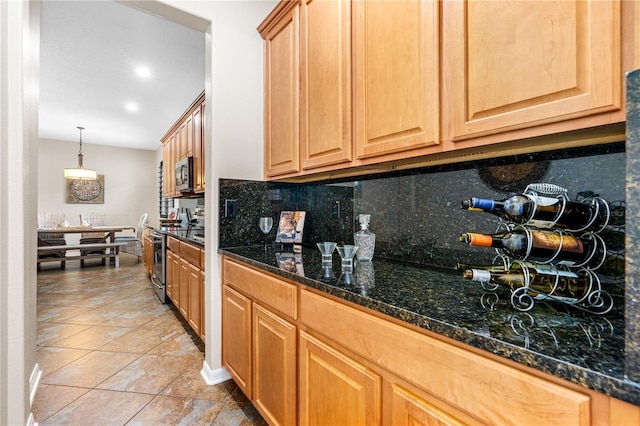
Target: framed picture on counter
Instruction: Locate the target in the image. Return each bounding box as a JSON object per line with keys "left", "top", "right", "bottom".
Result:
{"left": 167, "top": 207, "right": 179, "bottom": 220}
{"left": 276, "top": 211, "right": 306, "bottom": 244}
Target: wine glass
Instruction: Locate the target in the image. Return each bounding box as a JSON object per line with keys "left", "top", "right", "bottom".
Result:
{"left": 259, "top": 217, "right": 273, "bottom": 249}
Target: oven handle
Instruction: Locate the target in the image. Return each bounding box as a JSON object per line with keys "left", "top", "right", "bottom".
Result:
{"left": 151, "top": 275, "right": 163, "bottom": 289}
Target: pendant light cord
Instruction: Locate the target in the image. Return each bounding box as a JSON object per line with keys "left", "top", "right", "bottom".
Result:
{"left": 77, "top": 126, "right": 85, "bottom": 166}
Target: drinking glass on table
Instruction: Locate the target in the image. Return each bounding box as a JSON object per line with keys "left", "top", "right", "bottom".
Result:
{"left": 259, "top": 217, "right": 273, "bottom": 250}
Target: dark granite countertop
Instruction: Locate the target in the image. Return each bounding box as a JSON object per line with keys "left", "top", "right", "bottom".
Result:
{"left": 154, "top": 226, "right": 205, "bottom": 248}
{"left": 220, "top": 244, "right": 640, "bottom": 406}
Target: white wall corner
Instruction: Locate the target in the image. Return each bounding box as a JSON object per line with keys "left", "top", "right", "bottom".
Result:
{"left": 200, "top": 360, "right": 231, "bottom": 385}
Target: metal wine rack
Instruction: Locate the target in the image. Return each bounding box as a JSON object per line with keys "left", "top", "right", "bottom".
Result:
{"left": 464, "top": 183, "right": 623, "bottom": 315}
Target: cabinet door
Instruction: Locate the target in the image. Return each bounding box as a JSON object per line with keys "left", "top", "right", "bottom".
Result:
{"left": 165, "top": 250, "right": 174, "bottom": 300}
{"left": 187, "top": 263, "right": 202, "bottom": 336}
{"left": 299, "top": 0, "right": 352, "bottom": 171}
{"left": 163, "top": 131, "right": 177, "bottom": 197}
{"left": 169, "top": 131, "right": 178, "bottom": 196}
{"left": 353, "top": 0, "right": 440, "bottom": 162}
{"left": 178, "top": 118, "right": 188, "bottom": 160}
{"left": 253, "top": 304, "right": 297, "bottom": 426}
{"left": 200, "top": 269, "right": 205, "bottom": 342}
{"left": 171, "top": 251, "right": 181, "bottom": 306}
{"left": 263, "top": 4, "right": 300, "bottom": 177}
{"left": 193, "top": 103, "right": 204, "bottom": 192}
{"left": 299, "top": 331, "right": 381, "bottom": 425}
{"left": 384, "top": 381, "right": 481, "bottom": 426}
{"left": 162, "top": 142, "right": 171, "bottom": 197}
{"left": 448, "top": 0, "right": 622, "bottom": 143}
{"left": 222, "top": 285, "right": 252, "bottom": 397}
{"left": 147, "top": 237, "right": 154, "bottom": 274}
{"left": 179, "top": 258, "right": 189, "bottom": 318}
{"left": 185, "top": 113, "right": 194, "bottom": 158}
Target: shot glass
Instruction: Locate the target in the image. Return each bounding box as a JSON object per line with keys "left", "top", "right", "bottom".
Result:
{"left": 316, "top": 242, "right": 337, "bottom": 267}
{"left": 336, "top": 245, "right": 358, "bottom": 271}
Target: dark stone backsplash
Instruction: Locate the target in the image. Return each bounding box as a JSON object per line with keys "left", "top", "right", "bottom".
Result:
{"left": 219, "top": 143, "right": 625, "bottom": 278}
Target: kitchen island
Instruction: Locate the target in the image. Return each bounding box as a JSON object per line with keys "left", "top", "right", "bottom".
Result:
{"left": 220, "top": 244, "right": 639, "bottom": 416}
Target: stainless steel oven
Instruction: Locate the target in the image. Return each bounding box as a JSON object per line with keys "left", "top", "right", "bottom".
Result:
{"left": 150, "top": 230, "right": 167, "bottom": 303}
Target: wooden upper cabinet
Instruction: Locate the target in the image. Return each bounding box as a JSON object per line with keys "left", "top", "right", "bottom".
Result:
{"left": 162, "top": 137, "right": 171, "bottom": 197}
{"left": 261, "top": 3, "right": 301, "bottom": 177}
{"left": 353, "top": 0, "right": 440, "bottom": 162}
{"left": 447, "top": 0, "right": 623, "bottom": 145}
{"left": 300, "top": 0, "right": 352, "bottom": 171}
{"left": 161, "top": 91, "right": 205, "bottom": 197}
{"left": 193, "top": 101, "right": 205, "bottom": 192}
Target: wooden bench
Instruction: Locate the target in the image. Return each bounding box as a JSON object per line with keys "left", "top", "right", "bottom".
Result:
{"left": 37, "top": 242, "right": 127, "bottom": 270}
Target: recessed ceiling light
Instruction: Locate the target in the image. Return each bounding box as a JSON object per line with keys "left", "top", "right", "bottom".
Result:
{"left": 125, "top": 103, "right": 138, "bottom": 112}
{"left": 136, "top": 67, "right": 151, "bottom": 78}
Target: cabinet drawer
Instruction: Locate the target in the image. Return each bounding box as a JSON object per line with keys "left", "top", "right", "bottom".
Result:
{"left": 300, "top": 289, "right": 591, "bottom": 426}
{"left": 200, "top": 249, "right": 205, "bottom": 271}
{"left": 180, "top": 241, "right": 201, "bottom": 268}
{"left": 223, "top": 259, "right": 297, "bottom": 319}
{"left": 167, "top": 236, "right": 180, "bottom": 253}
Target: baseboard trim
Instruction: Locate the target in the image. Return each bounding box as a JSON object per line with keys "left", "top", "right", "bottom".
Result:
{"left": 200, "top": 360, "right": 231, "bottom": 385}
{"left": 28, "top": 363, "right": 42, "bottom": 426}
{"left": 26, "top": 412, "right": 37, "bottom": 426}
{"left": 29, "top": 363, "right": 42, "bottom": 406}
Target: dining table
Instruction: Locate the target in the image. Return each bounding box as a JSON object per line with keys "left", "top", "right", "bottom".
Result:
{"left": 37, "top": 225, "right": 135, "bottom": 242}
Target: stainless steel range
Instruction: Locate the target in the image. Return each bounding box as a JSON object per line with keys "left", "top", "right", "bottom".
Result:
{"left": 150, "top": 230, "right": 167, "bottom": 303}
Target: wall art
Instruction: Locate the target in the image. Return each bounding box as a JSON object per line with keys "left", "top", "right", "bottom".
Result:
{"left": 66, "top": 174, "right": 104, "bottom": 204}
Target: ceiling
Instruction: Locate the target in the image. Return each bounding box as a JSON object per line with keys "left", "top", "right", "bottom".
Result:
{"left": 39, "top": 0, "right": 205, "bottom": 151}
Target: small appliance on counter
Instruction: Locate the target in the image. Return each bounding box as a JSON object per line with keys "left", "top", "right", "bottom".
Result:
{"left": 193, "top": 207, "right": 205, "bottom": 228}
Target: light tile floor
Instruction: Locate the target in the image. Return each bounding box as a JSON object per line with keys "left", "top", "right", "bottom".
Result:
{"left": 34, "top": 256, "right": 266, "bottom": 425}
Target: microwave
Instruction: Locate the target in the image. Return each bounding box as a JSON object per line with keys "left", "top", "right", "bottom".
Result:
{"left": 175, "top": 156, "right": 193, "bottom": 192}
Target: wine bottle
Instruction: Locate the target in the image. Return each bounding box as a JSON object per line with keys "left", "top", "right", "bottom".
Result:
{"left": 459, "top": 228, "right": 604, "bottom": 268}
{"left": 461, "top": 263, "right": 594, "bottom": 303}
{"left": 461, "top": 194, "right": 608, "bottom": 232}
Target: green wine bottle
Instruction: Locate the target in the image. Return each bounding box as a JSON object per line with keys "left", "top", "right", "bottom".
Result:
{"left": 459, "top": 228, "right": 604, "bottom": 268}
{"left": 462, "top": 263, "right": 594, "bottom": 303}
{"left": 461, "top": 194, "right": 609, "bottom": 232}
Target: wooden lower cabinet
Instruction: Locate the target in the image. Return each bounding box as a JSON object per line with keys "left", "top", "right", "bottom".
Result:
{"left": 222, "top": 285, "right": 252, "bottom": 397}
{"left": 179, "top": 258, "right": 189, "bottom": 318}
{"left": 299, "top": 331, "right": 381, "bottom": 426}
{"left": 384, "top": 379, "right": 482, "bottom": 426}
{"left": 222, "top": 259, "right": 298, "bottom": 426}
{"left": 253, "top": 304, "right": 297, "bottom": 426}
{"left": 166, "top": 250, "right": 175, "bottom": 301}
{"left": 166, "top": 240, "right": 204, "bottom": 341}
{"left": 221, "top": 285, "right": 297, "bottom": 426}
{"left": 200, "top": 269, "right": 205, "bottom": 341}
{"left": 170, "top": 249, "right": 180, "bottom": 305}
{"left": 187, "top": 262, "right": 202, "bottom": 336}
{"left": 222, "top": 257, "right": 640, "bottom": 426}
{"left": 142, "top": 234, "right": 153, "bottom": 274}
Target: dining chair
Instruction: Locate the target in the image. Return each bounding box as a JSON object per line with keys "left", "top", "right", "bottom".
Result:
{"left": 79, "top": 212, "right": 107, "bottom": 266}
{"left": 37, "top": 213, "right": 67, "bottom": 270}
{"left": 114, "top": 213, "right": 148, "bottom": 262}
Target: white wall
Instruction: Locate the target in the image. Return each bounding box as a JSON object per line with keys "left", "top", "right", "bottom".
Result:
{"left": 1, "top": 2, "right": 275, "bottom": 422}
{"left": 1, "top": 1, "right": 39, "bottom": 424}
{"left": 38, "top": 138, "right": 158, "bottom": 241}
{"left": 152, "top": 0, "right": 277, "bottom": 383}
